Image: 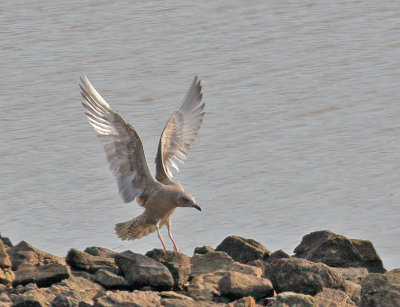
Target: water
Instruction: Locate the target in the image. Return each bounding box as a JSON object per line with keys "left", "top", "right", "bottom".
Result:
{"left": 1, "top": 1, "right": 400, "bottom": 269}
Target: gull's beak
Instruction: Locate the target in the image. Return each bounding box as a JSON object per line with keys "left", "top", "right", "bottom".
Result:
{"left": 192, "top": 203, "right": 202, "bottom": 211}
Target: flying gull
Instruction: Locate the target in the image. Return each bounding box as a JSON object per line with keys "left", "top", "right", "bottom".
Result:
{"left": 80, "top": 75, "right": 204, "bottom": 253}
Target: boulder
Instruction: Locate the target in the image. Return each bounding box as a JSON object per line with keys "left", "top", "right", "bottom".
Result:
{"left": 265, "top": 258, "right": 345, "bottom": 295}
{"left": 94, "top": 290, "right": 161, "bottom": 307}
{"left": 226, "top": 296, "right": 256, "bottom": 307}
{"left": 56, "top": 275, "right": 104, "bottom": 299}
{"left": 7, "top": 241, "right": 65, "bottom": 271}
{"left": 84, "top": 246, "right": 117, "bottom": 258}
{"left": 145, "top": 249, "right": 190, "bottom": 290}
{"left": 13, "top": 263, "right": 70, "bottom": 287}
{"left": 246, "top": 259, "right": 267, "bottom": 272}
{"left": 159, "top": 291, "right": 197, "bottom": 307}
{"left": 0, "top": 234, "right": 12, "bottom": 247}
{"left": 216, "top": 236, "right": 270, "bottom": 264}
{"left": 361, "top": 268, "right": 400, "bottom": 306}
{"left": 115, "top": 251, "right": 173, "bottom": 290}
{"left": 191, "top": 251, "right": 262, "bottom": 277}
{"left": 0, "top": 241, "right": 14, "bottom": 286}
{"left": 194, "top": 246, "right": 215, "bottom": 255}
{"left": 342, "top": 281, "right": 361, "bottom": 306}
{"left": 314, "top": 288, "right": 356, "bottom": 306}
{"left": 294, "top": 230, "right": 385, "bottom": 273}
{"left": 51, "top": 291, "right": 94, "bottom": 307}
{"left": 331, "top": 267, "right": 369, "bottom": 284}
{"left": 218, "top": 271, "right": 274, "bottom": 300}
{"left": 0, "top": 293, "right": 11, "bottom": 307}
{"left": 94, "top": 269, "right": 129, "bottom": 290}
{"left": 66, "top": 248, "right": 117, "bottom": 273}
{"left": 187, "top": 270, "right": 226, "bottom": 301}
{"left": 265, "top": 249, "right": 290, "bottom": 262}
{"left": 269, "top": 291, "right": 317, "bottom": 307}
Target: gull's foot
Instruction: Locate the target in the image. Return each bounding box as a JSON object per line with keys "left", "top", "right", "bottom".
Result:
{"left": 173, "top": 246, "right": 182, "bottom": 254}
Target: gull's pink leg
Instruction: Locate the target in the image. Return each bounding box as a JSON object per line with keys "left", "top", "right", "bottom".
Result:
{"left": 167, "top": 218, "right": 181, "bottom": 253}
{"left": 156, "top": 223, "right": 167, "bottom": 250}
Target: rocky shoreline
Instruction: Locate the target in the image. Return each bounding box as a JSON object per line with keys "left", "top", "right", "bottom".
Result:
{"left": 0, "top": 230, "right": 399, "bottom": 306}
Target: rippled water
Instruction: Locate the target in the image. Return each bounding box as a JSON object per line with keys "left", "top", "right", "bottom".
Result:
{"left": 1, "top": 1, "right": 400, "bottom": 269}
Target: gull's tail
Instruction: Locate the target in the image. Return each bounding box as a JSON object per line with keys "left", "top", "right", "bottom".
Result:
{"left": 115, "top": 214, "right": 156, "bottom": 240}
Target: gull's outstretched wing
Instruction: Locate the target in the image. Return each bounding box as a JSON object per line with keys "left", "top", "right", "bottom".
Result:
{"left": 155, "top": 76, "right": 205, "bottom": 185}
{"left": 80, "top": 75, "right": 156, "bottom": 204}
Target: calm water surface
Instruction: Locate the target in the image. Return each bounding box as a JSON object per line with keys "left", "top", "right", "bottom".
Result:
{"left": 1, "top": 1, "right": 400, "bottom": 269}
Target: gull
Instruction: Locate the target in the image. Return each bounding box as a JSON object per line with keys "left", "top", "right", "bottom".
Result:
{"left": 80, "top": 75, "right": 204, "bottom": 253}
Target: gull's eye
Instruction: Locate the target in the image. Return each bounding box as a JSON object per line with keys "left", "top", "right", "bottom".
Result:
{"left": 181, "top": 197, "right": 190, "bottom": 204}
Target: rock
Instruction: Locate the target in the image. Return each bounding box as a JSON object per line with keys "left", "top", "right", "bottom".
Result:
{"left": 145, "top": 249, "right": 190, "bottom": 290}
{"left": 115, "top": 250, "right": 173, "bottom": 290}
{"left": 194, "top": 246, "right": 215, "bottom": 255}
{"left": 216, "top": 236, "right": 270, "bottom": 264}
{"left": 0, "top": 293, "right": 11, "bottom": 307}
{"left": 361, "top": 268, "right": 400, "bottom": 306}
{"left": 218, "top": 271, "right": 274, "bottom": 300}
{"left": 84, "top": 246, "right": 117, "bottom": 258}
{"left": 265, "top": 258, "right": 345, "bottom": 295}
{"left": 191, "top": 251, "right": 262, "bottom": 277}
{"left": 0, "top": 241, "right": 14, "bottom": 286}
{"left": 56, "top": 275, "right": 104, "bottom": 299}
{"left": 0, "top": 234, "right": 12, "bottom": 248}
{"left": 226, "top": 296, "right": 256, "bottom": 307}
{"left": 269, "top": 291, "right": 317, "bottom": 307}
{"left": 94, "top": 290, "right": 161, "bottom": 307}
{"left": 94, "top": 269, "right": 129, "bottom": 290}
{"left": 51, "top": 291, "right": 94, "bottom": 307}
{"left": 314, "top": 288, "right": 356, "bottom": 306}
{"left": 187, "top": 271, "right": 226, "bottom": 301}
{"left": 265, "top": 250, "right": 290, "bottom": 262}
{"left": 342, "top": 281, "right": 361, "bottom": 306}
{"left": 331, "top": 267, "right": 369, "bottom": 284}
{"left": 66, "top": 248, "right": 117, "bottom": 273}
{"left": 246, "top": 259, "right": 267, "bottom": 272}
{"left": 159, "top": 291, "right": 197, "bottom": 307}
{"left": 13, "top": 263, "right": 70, "bottom": 288}
{"left": 294, "top": 230, "right": 385, "bottom": 273}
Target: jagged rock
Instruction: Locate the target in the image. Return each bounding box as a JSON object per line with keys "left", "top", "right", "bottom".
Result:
{"left": 187, "top": 271, "right": 226, "bottom": 301}
{"left": 331, "top": 267, "right": 369, "bottom": 284}
{"left": 94, "top": 269, "right": 129, "bottom": 290}
{"left": 191, "top": 251, "right": 262, "bottom": 277}
{"left": 0, "top": 293, "right": 11, "bottom": 307}
{"left": 145, "top": 249, "right": 190, "bottom": 290}
{"left": 270, "top": 291, "right": 317, "bottom": 307}
{"left": 314, "top": 288, "right": 356, "bottom": 306}
{"left": 13, "top": 263, "right": 70, "bottom": 287}
{"left": 226, "top": 296, "right": 256, "bottom": 307}
{"left": 0, "top": 241, "right": 14, "bottom": 286}
{"left": 194, "top": 246, "right": 215, "bottom": 255}
{"left": 0, "top": 234, "right": 12, "bottom": 248}
{"left": 66, "top": 248, "right": 117, "bottom": 273}
{"left": 51, "top": 291, "right": 94, "bottom": 307}
{"left": 294, "top": 230, "right": 385, "bottom": 273}
{"left": 246, "top": 259, "right": 267, "bottom": 272}
{"left": 218, "top": 271, "right": 274, "bottom": 300}
{"left": 361, "top": 268, "right": 400, "bottom": 306}
{"left": 265, "top": 258, "right": 345, "bottom": 295}
{"left": 265, "top": 250, "right": 290, "bottom": 262}
{"left": 94, "top": 290, "right": 161, "bottom": 307}
{"left": 159, "top": 291, "right": 197, "bottom": 307}
{"left": 216, "top": 236, "right": 270, "bottom": 264}
{"left": 56, "top": 275, "right": 104, "bottom": 299}
{"left": 342, "top": 281, "right": 361, "bottom": 306}
{"left": 115, "top": 251, "right": 173, "bottom": 290}
{"left": 84, "top": 246, "right": 117, "bottom": 258}
{"left": 7, "top": 241, "right": 65, "bottom": 271}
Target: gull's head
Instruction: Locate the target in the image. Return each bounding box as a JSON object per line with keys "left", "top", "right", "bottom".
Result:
{"left": 176, "top": 191, "right": 201, "bottom": 211}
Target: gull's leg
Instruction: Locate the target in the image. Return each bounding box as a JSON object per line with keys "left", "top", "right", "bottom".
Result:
{"left": 167, "top": 218, "right": 181, "bottom": 253}
{"left": 156, "top": 223, "right": 167, "bottom": 250}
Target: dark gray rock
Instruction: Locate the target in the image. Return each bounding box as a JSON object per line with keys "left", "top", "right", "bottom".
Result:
{"left": 94, "top": 269, "right": 129, "bottom": 290}
{"left": 265, "top": 258, "right": 345, "bottom": 295}
{"left": 361, "top": 268, "right": 400, "bottom": 307}
{"left": 194, "top": 246, "right": 215, "bottom": 255}
{"left": 0, "top": 234, "right": 12, "bottom": 248}
{"left": 66, "top": 248, "right": 117, "bottom": 273}
{"left": 218, "top": 271, "right": 274, "bottom": 300}
{"left": 294, "top": 230, "right": 385, "bottom": 273}
{"left": 7, "top": 241, "right": 65, "bottom": 271}
{"left": 314, "top": 288, "right": 356, "bottom": 306}
{"left": 265, "top": 249, "right": 290, "bottom": 262}
{"left": 94, "top": 290, "right": 161, "bottom": 307}
{"left": 216, "top": 236, "right": 270, "bottom": 264}
{"left": 191, "top": 251, "right": 262, "bottom": 277}
{"left": 145, "top": 249, "right": 190, "bottom": 290}
{"left": 269, "top": 291, "right": 317, "bottom": 307}
{"left": 84, "top": 246, "right": 117, "bottom": 258}
{"left": 12, "top": 263, "right": 70, "bottom": 288}
{"left": 115, "top": 251, "right": 173, "bottom": 290}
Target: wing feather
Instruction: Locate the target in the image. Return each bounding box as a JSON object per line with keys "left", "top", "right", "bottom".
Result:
{"left": 155, "top": 76, "right": 205, "bottom": 185}
{"left": 80, "top": 75, "right": 156, "bottom": 204}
